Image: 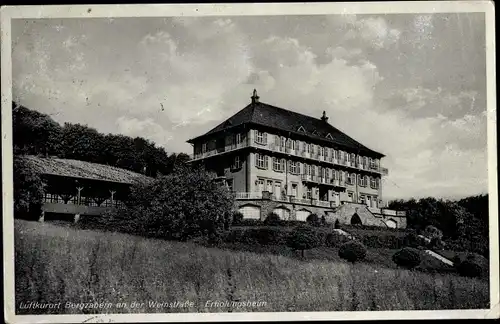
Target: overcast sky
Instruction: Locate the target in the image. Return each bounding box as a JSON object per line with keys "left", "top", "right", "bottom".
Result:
{"left": 11, "top": 13, "right": 488, "bottom": 200}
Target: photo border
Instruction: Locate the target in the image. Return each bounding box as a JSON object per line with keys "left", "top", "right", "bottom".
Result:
{"left": 1, "top": 2, "right": 498, "bottom": 322}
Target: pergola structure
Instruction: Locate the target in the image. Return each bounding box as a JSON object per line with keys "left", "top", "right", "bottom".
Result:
{"left": 21, "top": 155, "right": 151, "bottom": 222}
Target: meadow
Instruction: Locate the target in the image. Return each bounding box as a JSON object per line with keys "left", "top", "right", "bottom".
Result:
{"left": 14, "top": 220, "right": 489, "bottom": 314}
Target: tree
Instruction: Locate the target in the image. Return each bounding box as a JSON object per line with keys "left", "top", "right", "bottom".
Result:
{"left": 264, "top": 212, "right": 281, "bottom": 226}
{"left": 306, "top": 213, "right": 320, "bottom": 227}
{"left": 13, "top": 156, "right": 44, "bottom": 220}
{"left": 12, "top": 103, "right": 63, "bottom": 156}
{"left": 118, "top": 165, "right": 235, "bottom": 240}
{"left": 338, "top": 241, "right": 367, "bottom": 263}
{"left": 392, "top": 247, "right": 421, "bottom": 269}
{"left": 287, "top": 225, "right": 320, "bottom": 258}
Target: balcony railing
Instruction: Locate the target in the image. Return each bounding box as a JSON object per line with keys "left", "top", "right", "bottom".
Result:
{"left": 235, "top": 192, "right": 263, "bottom": 199}
{"left": 192, "top": 138, "right": 388, "bottom": 175}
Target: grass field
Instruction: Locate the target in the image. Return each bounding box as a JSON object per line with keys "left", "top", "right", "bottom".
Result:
{"left": 14, "top": 220, "right": 489, "bottom": 314}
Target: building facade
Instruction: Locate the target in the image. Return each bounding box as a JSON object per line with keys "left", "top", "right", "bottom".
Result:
{"left": 188, "top": 90, "right": 406, "bottom": 228}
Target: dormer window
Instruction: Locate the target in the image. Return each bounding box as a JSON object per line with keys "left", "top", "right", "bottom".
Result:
{"left": 326, "top": 133, "right": 333, "bottom": 140}
{"left": 297, "top": 126, "right": 306, "bottom": 133}
{"left": 312, "top": 130, "right": 318, "bottom": 136}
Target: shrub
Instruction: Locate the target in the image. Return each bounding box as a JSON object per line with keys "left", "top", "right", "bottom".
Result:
{"left": 320, "top": 215, "right": 327, "bottom": 227}
{"left": 338, "top": 241, "right": 367, "bottom": 263}
{"left": 403, "top": 232, "right": 420, "bottom": 248}
{"left": 392, "top": 247, "right": 421, "bottom": 269}
{"left": 264, "top": 212, "right": 281, "bottom": 226}
{"left": 325, "top": 232, "right": 350, "bottom": 248}
{"left": 306, "top": 213, "right": 320, "bottom": 227}
{"left": 423, "top": 225, "right": 443, "bottom": 241}
{"left": 287, "top": 225, "right": 321, "bottom": 257}
{"left": 362, "top": 234, "right": 405, "bottom": 249}
{"left": 456, "top": 259, "right": 483, "bottom": 278}
{"left": 13, "top": 156, "right": 44, "bottom": 220}
{"left": 232, "top": 212, "right": 244, "bottom": 225}
{"left": 429, "top": 237, "right": 445, "bottom": 250}
{"left": 238, "top": 219, "right": 263, "bottom": 226}
{"left": 116, "top": 166, "right": 234, "bottom": 241}
{"left": 455, "top": 253, "right": 487, "bottom": 278}
{"left": 251, "top": 227, "right": 289, "bottom": 245}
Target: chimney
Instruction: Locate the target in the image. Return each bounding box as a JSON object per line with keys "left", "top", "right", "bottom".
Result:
{"left": 251, "top": 89, "right": 260, "bottom": 104}
{"left": 321, "top": 111, "right": 329, "bottom": 122}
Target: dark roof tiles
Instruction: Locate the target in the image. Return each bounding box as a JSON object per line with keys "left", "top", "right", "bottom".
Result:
{"left": 188, "top": 101, "right": 383, "bottom": 157}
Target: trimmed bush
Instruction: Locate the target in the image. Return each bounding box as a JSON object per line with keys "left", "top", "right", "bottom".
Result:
{"left": 456, "top": 259, "right": 483, "bottom": 278}
{"left": 455, "top": 254, "right": 487, "bottom": 278}
{"left": 238, "top": 219, "right": 263, "bottom": 226}
{"left": 287, "top": 225, "right": 321, "bottom": 257}
{"left": 250, "top": 227, "right": 289, "bottom": 245}
{"left": 306, "top": 213, "right": 320, "bottom": 227}
{"left": 392, "top": 247, "right": 421, "bottom": 269}
{"left": 232, "top": 212, "right": 244, "bottom": 225}
{"left": 325, "top": 232, "right": 350, "bottom": 248}
{"left": 264, "top": 212, "right": 281, "bottom": 226}
{"left": 338, "top": 241, "right": 367, "bottom": 263}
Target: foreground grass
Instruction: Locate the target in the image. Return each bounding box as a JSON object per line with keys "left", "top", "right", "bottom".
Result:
{"left": 14, "top": 220, "right": 489, "bottom": 314}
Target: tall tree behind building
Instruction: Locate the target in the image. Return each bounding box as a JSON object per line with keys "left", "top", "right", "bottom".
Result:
{"left": 12, "top": 102, "right": 188, "bottom": 176}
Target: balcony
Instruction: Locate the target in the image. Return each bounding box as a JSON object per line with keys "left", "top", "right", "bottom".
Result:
{"left": 235, "top": 192, "right": 263, "bottom": 199}
{"left": 192, "top": 141, "right": 249, "bottom": 160}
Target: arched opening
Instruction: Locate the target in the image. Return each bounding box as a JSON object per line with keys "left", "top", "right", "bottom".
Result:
{"left": 238, "top": 205, "right": 261, "bottom": 220}
{"left": 295, "top": 209, "right": 311, "bottom": 222}
{"left": 350, "top": 212, "right": 362, "bottom": 226}
{"left": 386, "top": 219, "right": 397, "bottom": 228}
{"left": 273, "top": 207, "right": 291, "bottom": 220}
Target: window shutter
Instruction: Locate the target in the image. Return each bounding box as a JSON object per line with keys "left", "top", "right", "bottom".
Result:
{"left": 297, "top": 162, "right": 301, "bottom": 174}
{"left": 275, "top": 135, "right": 280, "bottom": 146}
{"left": 254, "top": 153, "right": 258, "bottom": 165}
{"left": 357, "top": 174, "right": 362, "bottom": 186}
{"left": 265, "top": 156, "right": 269, "bottom": 169}
{"left": 264, "top": 132, "right": 267, "bottom": 144}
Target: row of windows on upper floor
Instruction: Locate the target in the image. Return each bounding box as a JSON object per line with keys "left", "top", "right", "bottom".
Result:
{"left": 198, "top": 130, "right": 380, "bottom": 168}
{"left": 231, "top": 154, "right": 380, "bottom": 189}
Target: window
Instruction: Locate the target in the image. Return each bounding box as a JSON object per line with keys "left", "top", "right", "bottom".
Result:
{"left": 236, "top": 133, "right": 242, "bottom": 144}
{"left": 289, "top": 161, "right": 299, "bottom": 174}
{"left": 351, "top": 153, "right": 356, "bottom": 163}
{"left": 255, "top": 154, "right": 268, "bottom": 169}
{"left": 291, "top": 184, "right": 298, "bottom": 197}
{"left": 371, "top": 176, "right": 377, "bottom": 189}
{"left": 306, "top": 143, "right": 311, "bottom": 153}
{"left": 281, "top": 136, "right": 286, "bottom": 148}
{"left": 360, "top": 195, "right": 366, "bottom": 205}
{"left": 255, "top": 130, "right": 267, "bottom": 144}
{"left": 275, "top": 135, "right": 280, "bottom": 146}
{"left": 233, "top": 156, "right": 241, "bottom": 169}
{"left": 339, "top": 171, "right": 344, "bottom": 182}
{"left": 273, "top": 157, "right": 285, "bottom": 172}
{"left": 349, "top": 173, "right": 356, "bottom": 185}
{"left": 311, "top": 144, "right": 316, "bottom": 155}
{"left": 306, "top": 187, "right": 312, "bottom": 199}
{"left": 348, "top": 192, "right": 354, "bottom": 201}
{"left": 202, "top": 143, "right": 207, "bottom": 153}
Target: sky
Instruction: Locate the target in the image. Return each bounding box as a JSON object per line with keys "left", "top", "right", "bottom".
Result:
{"left": 11, "top": 13, "right": 489, "bottom": 200}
